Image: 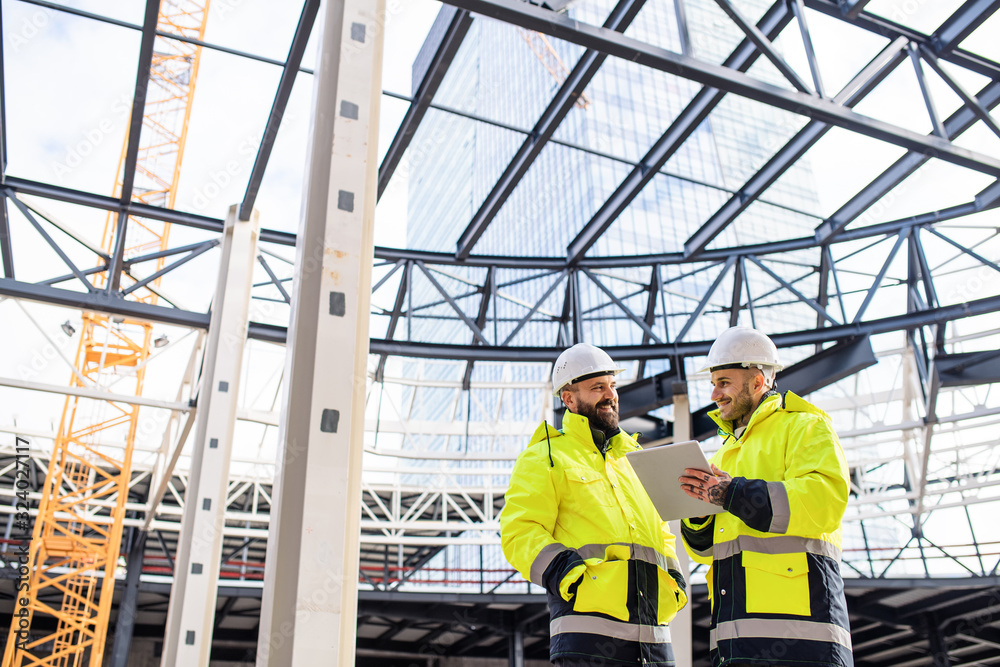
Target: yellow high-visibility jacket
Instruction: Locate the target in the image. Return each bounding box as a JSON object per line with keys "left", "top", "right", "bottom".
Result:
{"left": 501, "top": 412, "right": 687, "bottom": 665}
{"left": 682, "top": 391, "right": 853, "bottom": 667}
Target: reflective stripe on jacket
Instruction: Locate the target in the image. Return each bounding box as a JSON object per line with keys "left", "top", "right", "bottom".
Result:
{"left": 681, "top": 391, "right": 854, "bottom": 667}
{"left": 501, "top": 412, "right": 687, "bottom": 665}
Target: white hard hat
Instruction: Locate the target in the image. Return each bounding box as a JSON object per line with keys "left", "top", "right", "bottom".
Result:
{"left": 698, "top": 327, "right": 783, "bottom": 387}
{"left": 552, "top": 343, "right": 625, "bottom": 397}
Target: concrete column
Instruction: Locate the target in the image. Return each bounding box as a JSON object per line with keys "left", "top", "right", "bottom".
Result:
{"left": 161, "top": 205, "right": 260, "bottom": 665}
{"left": 668, "top": 382, "right": 693, "bottom": 667}
{"left": 255, "top": 0, "right": 384, "bottom": 664}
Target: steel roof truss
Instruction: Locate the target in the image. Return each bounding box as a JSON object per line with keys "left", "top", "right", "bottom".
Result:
{"left": 415, "top": 261, "right": 489, "bottom": 344}
{"left": 918, "top": 44, "right": 1000, "bottom": 142}
{"left": 909, "top": 45, "right": 947, "bottom": 138}
{"left": 909, "top": 231, "right": 940, "bottom": 311}
{"left": 255, "top": 254, "right": 291, "bottom": 304}
{"left": 375, "top": 260, "right": 411, "bottom": 382}
{"left": 463, "top": 266, "right": 496, "bottom": 388}
{"left": 238, "top": 0, "right": 321, "bottom": 221}
{"left": 684, "top": 36, "right": 909, "bottom": 257}
{"left": 581, "top": 268, "right": 662, "bottom": 344}
{"left": 674, "top": 256, "right": 735, "bottom": 343}
{"left": 565, "top": 1, "right": 793, "bottom": 264}
{"left": 851, "top": 228, "right": 911, "bottom": 324}
{"left": 931, "top": 0, "right": 1000, "bottom": 53}
{"left": 791, "top": 0, "right": 825, "bottom": 97}
{"left": 121, "top": 240, "right": 217, "bottom": 297}
{"left": 454, "top": 0, "right": 647, "bottom": 259}
{"left": 499, "top": 269, "right": 562, "bottom": 347}
{"left": 442, "top": 0, "right": 1000, "bottom": 179}
{"left": 7, "top": 194, "right": 95, "bottom": 293}
{"left": 713, "top": 0, "right": 812, "bottom": 93}
{"left": 378, "top": 7, "right": 473, "bottom": 200}
{"left": 925, "top": 226, "right": 1000, "bottom": 277}
{"left": 746, "top": 254, "right": 841, "bottom": 326}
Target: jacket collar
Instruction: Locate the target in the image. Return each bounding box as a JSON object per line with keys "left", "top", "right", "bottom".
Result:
{"left": 709, "top": 391, "right": 781, "bottom": 440}
{"left": 562, "top": 411, "right": 625, "bottom": 456}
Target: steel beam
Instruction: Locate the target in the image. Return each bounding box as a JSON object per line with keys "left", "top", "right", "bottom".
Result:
{"left": 238, "top": 0, "right": 320, "bottom": 221}
{"left": 838, "top": 0, "right": 871, "bottom": 19}
{"left": 777, "top": 335, "right": 877, "bottom": 396}
{"left": 108, "top": 0, "right": 160, "bottom": 295}
{"left": 565, "top": 1, "right": 793, "bottom": 264}
{"left": 815, "top": 80, "right": 1000, "bottom": 242}
{"left": 935, "top": 351, "right": 1000, "bottom": 387}
{"left": 109, "top": 530, "right": 147, "bottom": 667}
{"left": 161, "top": 206, "right": 260, "bottom": 666}
{"left": 683, "top": 37, "right": 908, "bottom": 258}
{"left": 919, "top": 45, "right": 1000, "bottom": 141}
{"left": 378, "top": 6, "right": 473, "bottom": 200}
{"left": 0, "top": 3, "right": 6, "bottom": 180}
{"left": 0, "top": 195, "right": 11, "bottom": 279}
{"left": 256, "top": 0, "right": 384, "bottom": 662}
{"left": 455, "top": 0, "right": 646, "bottom": 259}
{"left": 438, "top": 0, "right": 1000, "bottom": 181}
{"left": 931, "top": 0, "right": 1000, "bottom": 53}
{"left": 363, "top": 294, "right": 1000, "bottom": 361}
{"left": 713, "top": 0, "right": 811, "bottom": 93}
{"left": 1, "top": 177, "right": 227, "bottom": 234}
{"left": 804, "top": 0, "right": 1000, "bottom": 81}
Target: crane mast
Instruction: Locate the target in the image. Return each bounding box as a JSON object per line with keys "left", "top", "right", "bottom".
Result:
{"left": 4, "top": 2, "right": 211, "bottom": 665}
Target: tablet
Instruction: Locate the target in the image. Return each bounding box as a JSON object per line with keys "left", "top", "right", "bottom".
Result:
{"left": 624, "top": 440, "right": 726, "bottom": 522}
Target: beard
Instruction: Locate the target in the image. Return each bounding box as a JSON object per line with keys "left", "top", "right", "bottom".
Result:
{"left": 721, "top": 380, "right": 756, "bottom": 426}
{"left": 577, "top": 397, "right": 620, "bottom": 432}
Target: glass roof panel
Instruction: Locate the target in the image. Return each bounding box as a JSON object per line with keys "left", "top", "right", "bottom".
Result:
{"left": 865, "top": 0, "right": 966, "bottom": 33}
{"left": 708, "top": 200, "right": 821, "bottom": 250}
{"left": 587, "top": 173, "right": 730, "bottom": 256}
{"left": 171, "top": 47, "right": 282, "bottom": 217}
{"left": 45, "top": 0, "right": 145, "bottom": 24}
{"left": 798, "top": 127, "right": 909, "bottom": 220}
{"left": 2, "top": 5, "right": 138, "bottom": 194}
{"left": 552, "top": 57, "right": 701, "bottom": 165}
{"left": 430, "top": 18, "right": 586, "bottom": 130}
{"left": 963, "top": 11, "right": 1000, "bottom": 61}
{"left": 702, "top": 95, "right": 812, "bottom": 192}
{"left": 473, "top": 141, "right": 632, "bottom": 257}
{"left": 200, "top": 0, "right": 304, "bottom": 64}
{"left": 800, "top": 6, "right": 893, "bottom": 97}
{"left": 621, "top": 0, "right": 683, "bottom": 53}
{"left": 684, "top": 0, "right": 771, "bottom": 67}
{"left": 847, "top": 158, "right": 996, "bottom": 230}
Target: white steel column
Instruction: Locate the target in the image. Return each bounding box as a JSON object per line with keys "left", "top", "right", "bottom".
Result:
{"left": 256, "top": 0, "right": 384, "bottom": 663}
{"left": 669, "top": 381, "right": 693, "bottom": 667}
{"left": 161, "top": 205, "right": 260, "bottom": 665}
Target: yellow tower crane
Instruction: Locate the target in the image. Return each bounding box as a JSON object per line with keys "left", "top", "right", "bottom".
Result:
{"left": 4, "top": 2, "right": 210, "bottom": 665}
{"left": 517, "top": 28, "right": 591, "bottom": 109}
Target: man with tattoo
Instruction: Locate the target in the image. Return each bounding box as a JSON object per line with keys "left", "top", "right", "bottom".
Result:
{"left": 677, "top": 327, "right": 853, "bottom": 667}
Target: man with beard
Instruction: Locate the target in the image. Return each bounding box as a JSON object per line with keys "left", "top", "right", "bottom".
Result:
{"left": 678, "top": 327, "right": 853, "bottom": 667}
{"left": 501, "top": 343, "right": 687, "bottom": 666}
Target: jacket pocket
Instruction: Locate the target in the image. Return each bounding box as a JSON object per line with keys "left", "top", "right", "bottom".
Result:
{"left": 656, "top": 567, "right": 683, "bottom": 624}
{"left": 742, "top": 550, "right": 810, "bottom": 616}
{"left": 564, "top": 467, "right": 614, "bottom": 507}
{"left": 574, "top": 560, "right": 629, "bottom": 620}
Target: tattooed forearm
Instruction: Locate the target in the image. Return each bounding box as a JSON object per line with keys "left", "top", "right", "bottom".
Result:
{"left": 707, "top": 478, "right": 730, "bottom": 507}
